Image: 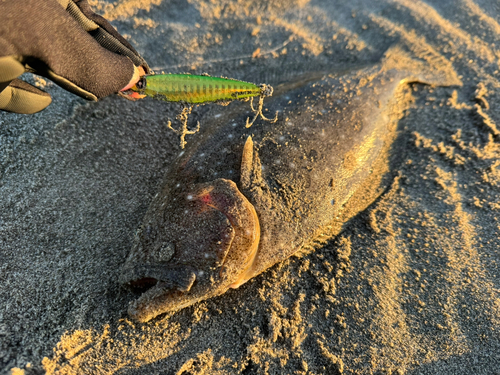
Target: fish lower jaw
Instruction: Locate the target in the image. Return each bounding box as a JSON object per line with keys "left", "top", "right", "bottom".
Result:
{"left": 127, "top": 284, "right": 183, "bottom": 322}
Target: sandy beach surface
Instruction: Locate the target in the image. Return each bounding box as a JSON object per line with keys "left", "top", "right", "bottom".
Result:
{"left": 2, "top": 0, "right": 500, "bottom": 374}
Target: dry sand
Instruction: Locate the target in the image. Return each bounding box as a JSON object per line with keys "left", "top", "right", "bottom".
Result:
{"left": 2, "top": 0, "right": 500, "bottom": 374}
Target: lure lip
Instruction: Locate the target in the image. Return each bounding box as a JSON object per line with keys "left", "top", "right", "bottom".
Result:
{"left": 118, "top": 75, "right": 148, "bottom": 100}
{"left": 118, "top": 89, "right": 146, "bottom": 101}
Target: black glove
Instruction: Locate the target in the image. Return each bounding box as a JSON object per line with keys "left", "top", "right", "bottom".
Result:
{"left": 0, "top": 0, "right": 151, "bottom": 114}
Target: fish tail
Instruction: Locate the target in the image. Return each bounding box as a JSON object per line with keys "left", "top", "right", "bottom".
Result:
{"left": 381, "top": 44, "right": 462, "bottom": 87}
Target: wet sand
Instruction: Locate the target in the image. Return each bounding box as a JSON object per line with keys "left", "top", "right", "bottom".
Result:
{"left": 2, "top": 0, "right": 500, "bottom": 374}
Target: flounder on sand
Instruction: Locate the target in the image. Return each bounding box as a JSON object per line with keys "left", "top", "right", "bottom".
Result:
{"left": 120, "top": 46, "right": 460, "bottom": 322}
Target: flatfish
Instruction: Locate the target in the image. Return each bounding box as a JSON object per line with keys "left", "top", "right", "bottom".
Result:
{"left": 120, "top": 46, "right": 460, "bottom": 322}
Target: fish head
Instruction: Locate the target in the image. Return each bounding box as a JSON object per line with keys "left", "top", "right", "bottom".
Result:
{"left": 120, "top": 178, "right": 260, "bottom": 322}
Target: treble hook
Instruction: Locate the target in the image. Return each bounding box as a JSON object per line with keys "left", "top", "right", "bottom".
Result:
{"left": 245, "top": 84, "right": 279, "bottom": 128}
{"left": 166, "top": 105, "right": 201, "bottom": 149}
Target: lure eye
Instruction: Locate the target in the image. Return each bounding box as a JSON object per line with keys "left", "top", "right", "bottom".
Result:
{"left": 136, "top": 77, "right": 146, "bottom": 90}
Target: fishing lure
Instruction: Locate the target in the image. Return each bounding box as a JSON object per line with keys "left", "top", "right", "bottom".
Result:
{"left": 129, "top": 74, "right": 278, "bottom": 148}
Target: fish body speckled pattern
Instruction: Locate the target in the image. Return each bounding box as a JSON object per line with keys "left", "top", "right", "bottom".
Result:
{"left": 120, "top": 47, "right": 460, "bottom": 322}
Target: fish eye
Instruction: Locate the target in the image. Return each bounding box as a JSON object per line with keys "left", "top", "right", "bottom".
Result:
{"left": 156, "top": 241, "right": 175, "bottom": 262}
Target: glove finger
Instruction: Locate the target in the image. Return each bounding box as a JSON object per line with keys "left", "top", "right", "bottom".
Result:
{"left": 0, "top": 56, "right": 25, "bottom": 83}
{"left": 0, "top": 79, "right": 52, "bottom": 114}
{"left": 70, "top": 0, "right": 151, "bottom": 73}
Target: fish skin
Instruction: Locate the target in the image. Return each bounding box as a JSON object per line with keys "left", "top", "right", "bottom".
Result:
{"left": 120, "top": 47, "right": 460, "bottom": 322}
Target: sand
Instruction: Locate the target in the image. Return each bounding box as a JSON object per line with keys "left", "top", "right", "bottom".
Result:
{"left": 1, "top": 0, "right": 500, "bottom": 374}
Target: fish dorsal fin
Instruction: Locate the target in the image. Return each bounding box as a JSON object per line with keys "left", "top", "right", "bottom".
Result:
{"left": 240, "top": 136, "right": 254, "bottom": 190}
{"left": 240, "top": 136, "right": 263, "bottom": 191}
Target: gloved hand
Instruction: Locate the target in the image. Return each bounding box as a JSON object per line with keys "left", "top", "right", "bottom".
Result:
{"left": 0, "top": 0, "right": 151, "bottom": 114}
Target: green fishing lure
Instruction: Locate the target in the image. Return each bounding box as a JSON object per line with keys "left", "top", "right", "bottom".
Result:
{"left": 130, "top": 74, "right": 277, "bottom": 148}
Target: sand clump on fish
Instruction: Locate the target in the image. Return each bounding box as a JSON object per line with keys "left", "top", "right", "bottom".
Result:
{"left": 120, "top": 45, "right": 461, "bottom": 322}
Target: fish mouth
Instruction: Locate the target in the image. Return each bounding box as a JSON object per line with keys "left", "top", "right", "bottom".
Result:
{"left": 121, "top": 261, "right": 229, "bottom": 322}
{"left": 120, "top": 263, "right": 197, "bottom": 293}
{"left": 120, "top": 263, "right": 204, "bottom": 322}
